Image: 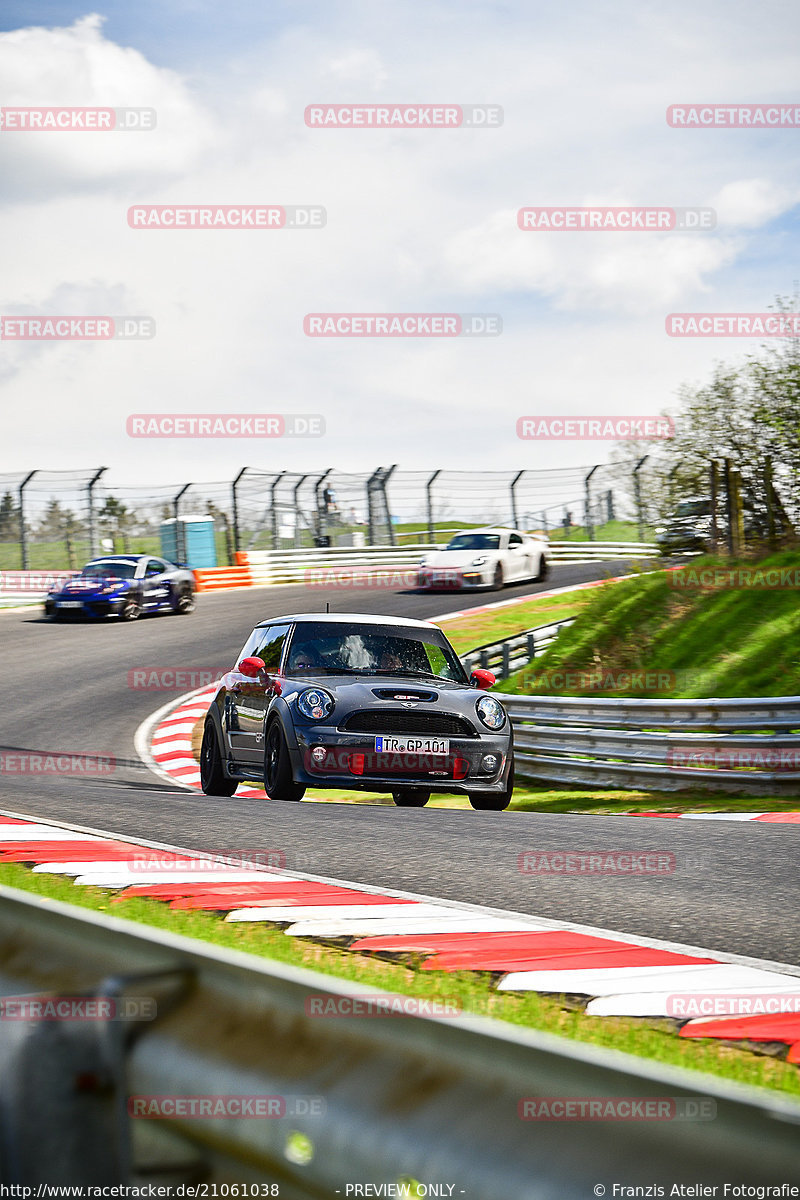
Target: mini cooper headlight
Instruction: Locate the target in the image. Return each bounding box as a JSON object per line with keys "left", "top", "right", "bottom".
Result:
{"left": 476, "top": 694, "right": 506, "bottom": 730}
{"left": 297, "top": 688, "right": 334, "bottom": 720}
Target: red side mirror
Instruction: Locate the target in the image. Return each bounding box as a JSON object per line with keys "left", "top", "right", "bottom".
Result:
{"left": 239, "top": 656, "right": 266, "bottom": 678}
{"left": 471, "top": 668, "right": 496, "bottom": 691}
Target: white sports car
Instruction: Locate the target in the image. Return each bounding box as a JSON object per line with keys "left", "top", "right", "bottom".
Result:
{"left": 417, "top": 527, "right": 549, "bottom": 591}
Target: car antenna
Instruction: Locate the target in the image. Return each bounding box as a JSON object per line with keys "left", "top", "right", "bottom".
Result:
{"left": 326, "top": 602, "right": 330, "bottom": 613}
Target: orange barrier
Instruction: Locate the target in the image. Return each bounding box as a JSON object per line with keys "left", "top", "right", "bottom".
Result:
{"left": 193, "top": 566, "right": 253, "bottom": 592}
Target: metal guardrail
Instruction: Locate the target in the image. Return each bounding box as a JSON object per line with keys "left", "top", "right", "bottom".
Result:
{"left": 500, "top": 692, "right": 800, "bottom": 795}
{"left": 1, "top": 885, "right": 800, "bottom": 1193}
{"left": 238, "top": 541, "right": 657, "bottom": 585}
{"left": 461, "top": 619, "right": 576, "bottom": 677}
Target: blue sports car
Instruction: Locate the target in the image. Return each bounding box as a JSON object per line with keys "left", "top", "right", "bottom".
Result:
{"left": 44, "top": 555, "right": 196, "bottom": 621}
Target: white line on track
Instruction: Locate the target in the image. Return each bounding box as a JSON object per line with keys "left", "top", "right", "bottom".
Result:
{"left": 1, "top": 804, "right": 798, "bottom": 980}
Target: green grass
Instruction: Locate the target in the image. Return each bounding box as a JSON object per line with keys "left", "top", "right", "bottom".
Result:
{"left": 2, "top": 862, "right": 798, "bottom": 1097}
{"left": 437, "top": 590, "right": 597, "bottom": 656}
{"left": 0, "top": 531, "right": 233, "bottom": 571}
{"left": 501, "top": 550, "right": 800, "bottom": 699}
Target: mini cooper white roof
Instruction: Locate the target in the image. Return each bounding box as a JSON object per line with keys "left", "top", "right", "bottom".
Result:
{"left": 254, "top": 612, "right": 439, "bottom": 630}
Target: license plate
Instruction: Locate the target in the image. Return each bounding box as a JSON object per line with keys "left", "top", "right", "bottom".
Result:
{"left": 432, "top": 570, "right": 456, "bottom": 583}
{"left": 375, "top": 736, "right": 450, "bottom": 755}
{"left": 56, "top": 601, "right": 83, "bottom": 608}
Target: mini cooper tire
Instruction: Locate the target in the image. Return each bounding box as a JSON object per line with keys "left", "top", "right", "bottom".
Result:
{"left": 120, "top": 599, "right": 141, "bottom": 621}
{"left": 467, "top": 758, "right": 514, "bottom": 811}
{"left": 200, "top": 722, "right": 238, "bottom": 796}
{"left": 264, "top": 721, "right": 306, "bottom": 802}
{"left": 392, "top": 788, "right": 430, "bottom": 807}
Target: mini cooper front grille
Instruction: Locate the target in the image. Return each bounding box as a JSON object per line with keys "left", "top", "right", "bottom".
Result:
{"left": 340, "top": 710, "right": 477, "bottom": 737}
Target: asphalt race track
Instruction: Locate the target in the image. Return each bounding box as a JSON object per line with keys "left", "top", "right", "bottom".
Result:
{"left": 1, "top": 560, "right": 798, "bottom": 967}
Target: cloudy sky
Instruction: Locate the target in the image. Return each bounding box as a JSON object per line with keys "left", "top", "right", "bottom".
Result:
{"left": 1, "top": 0, "right": 799, "bottom": 489}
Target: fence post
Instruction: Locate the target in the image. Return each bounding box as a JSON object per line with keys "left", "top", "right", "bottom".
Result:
{"left": 502, "top": 643, "right": 511, "bottom": 677}
{"left": 270, "top": 471, "right": 285, "bottom": 549}
{"left": 724, "top": 459, "right": 735, "bottom": 555}
{"left": 764, "top": 457, "right": 777, "bottom": 549}
{"left": 709, "top": 461, "right": 719, "bottom": 553}
{"left": 381, "top": 465, "right": 397, "bottom": 546}
{"left": 86, "top": 467, "right": 107, "bottom": 560}
{"left": 231, "top": 468, "right": 248, "bottom": 555}
{"left": 426, "top": 470, "right": 441, "bottom": 543}
{"left": 314, "top": 468, "right": 332, "bottom": 546}
{"left": 173, "top": 484, "right": 191, "bottom": 565}
{"left": 510, "top": 471, "right": 524, "bottom": 529}
{"left": 730, "top": 468, "right": 745, "bottom": 555}
{"left": 633, "top": 455, "right": 648, "bottom": 542}
{"left": 584, "top": 465, "right": 599, "bottom": 541}
{"left": 18, "top": 471, "right": 37, "bottom": 570}
{"left": 292, "top": 475, "right": 308, "bottom": 548}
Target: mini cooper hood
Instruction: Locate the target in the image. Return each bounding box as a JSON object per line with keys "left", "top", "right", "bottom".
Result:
{"left": 421, "top": 549, "right": 494, "bottom": 568}
{"left": 284, "top": 674, "right": 473, "bottom": 702}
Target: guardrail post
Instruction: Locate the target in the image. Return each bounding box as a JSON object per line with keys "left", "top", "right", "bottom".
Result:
{"left": 173, "top": 483, "right": 191, "bottom": 565}
{"left": 86, "top": 467, "right": 107, "bottom": 560}
{"left": 426, "top": 470, "right": 441, "bottom": 543}
{"left": 510, "top": 471, "right": 524, "bottom": 529}
{"left": 502, "top": 643, "right": 511, "bottom": 676}
{"left": 633, "top": 455, "right": 648, "bottom": 542}
{"left": 18, "top": 471, "right": 37, "bottom": 570}
{"left": 231, "top": 467, "right": 248, "bottom": 554}
{"left": 584, "top": 465, "right": 599, "bottom": 541}
{"left": 527, "top": 632, "right": 536, "bottom": 660}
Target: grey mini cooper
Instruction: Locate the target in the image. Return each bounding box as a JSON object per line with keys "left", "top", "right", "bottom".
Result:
{"left": 200, "top": 612, "right": 514, "bottom": 809}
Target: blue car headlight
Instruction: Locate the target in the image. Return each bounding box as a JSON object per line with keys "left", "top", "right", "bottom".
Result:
{"left": 476, "top": 694, "right": 506, "bottom": 730}
{"left": 297, "top": 688, "right": 334, "bottom": 720}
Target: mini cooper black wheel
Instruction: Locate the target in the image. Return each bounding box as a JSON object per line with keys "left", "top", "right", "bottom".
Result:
{"left": 200, "top": 721, "right": 238, "bottom": 796}
{"left": 392, "top": 788, "right": 430, "bottom": 807}
{"left": 120, "top": 599, "right": 141, "bottom": 620}
{"left": 264, "top": 721, "right": 306, "bottom": 802}
{"left": 173, "top": 585, "right": 195, "bottom": 615}
{"left": 467, "top": 758, "right": 514, "bottom": 811}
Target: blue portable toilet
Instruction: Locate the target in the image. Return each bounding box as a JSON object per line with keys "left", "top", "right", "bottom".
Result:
{"left": 160, "top": 515, "right": 217, "bottom": 568}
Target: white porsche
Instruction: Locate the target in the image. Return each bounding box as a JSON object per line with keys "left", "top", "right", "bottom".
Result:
{"left": 417, "top": 527, "right": 549, "bottom": 591}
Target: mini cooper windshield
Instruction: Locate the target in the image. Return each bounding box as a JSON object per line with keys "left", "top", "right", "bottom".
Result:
{"left": 285, "top": 621, "right": 468, "bottom": 682}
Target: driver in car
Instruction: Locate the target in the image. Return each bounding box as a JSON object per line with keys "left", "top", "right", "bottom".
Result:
{"left": 288, "top": 644, "right": 322, "bottom": 673}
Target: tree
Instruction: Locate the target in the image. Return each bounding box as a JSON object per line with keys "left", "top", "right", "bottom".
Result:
{"left": 98, "top": 496, "right": 132, "bottom": 551}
